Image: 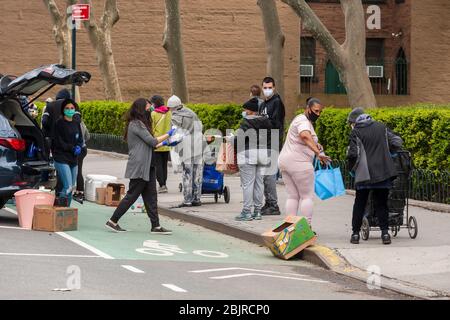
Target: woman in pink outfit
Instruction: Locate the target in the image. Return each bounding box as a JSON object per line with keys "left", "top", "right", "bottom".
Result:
{"left": 278, "top": 98, "right": 330, "bottom": 227}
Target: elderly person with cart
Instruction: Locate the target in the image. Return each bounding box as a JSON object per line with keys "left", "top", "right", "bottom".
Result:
{"left": 347, "top": 108, "right": 403, "bottom": 245}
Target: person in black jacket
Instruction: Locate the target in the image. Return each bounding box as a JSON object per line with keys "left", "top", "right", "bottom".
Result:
{"left": 347, "top": 108, "right": 403, "bottom": 245}
{"left": 53, "top": 99, "right": 84, "bottom": 207}
{"left": 258, "top": 77, "right": 285, "bottom": 216}
{"left": 234, "top": 98, "right": 273, "bottom": 221}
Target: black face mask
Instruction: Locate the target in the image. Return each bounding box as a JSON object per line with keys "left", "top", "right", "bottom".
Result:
{"left": 307, "top": 109, "right": 320, "bottom": 123}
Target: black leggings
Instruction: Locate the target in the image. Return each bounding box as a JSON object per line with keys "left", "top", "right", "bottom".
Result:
{"left": 154, "top": 151, "right": 170, "bottom": 187}
{"left": 352, "top": 188, "right": 389, "bottom": 233}
{"left": 110, "top": 167, "right": 159, "bottom": 229}
{"left": 76, "top": 147, "right": 88, "bottom": 192}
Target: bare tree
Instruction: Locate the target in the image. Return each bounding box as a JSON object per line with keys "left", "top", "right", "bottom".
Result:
{"left": 257, "top": 0, "right": 285, "bottom": 100}
{"left": 43, "top": 0, "right": 76, "bottom": 67}
{"left": 163, "top": 0, "right": 189, "bottom": 102}
{"left": 281, "top": 0, "right": 377, "bottom": 108}
{"left": 80, "top": 0, "right": 122, "bottom": 101}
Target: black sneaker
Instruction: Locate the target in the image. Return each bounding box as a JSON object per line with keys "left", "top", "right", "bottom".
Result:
{"left": 350, "top": 233, "right": 360, "bottom": 244}
{"left": 261, "top": 205, "right": 281, "bottom": 216}
{"left": 151, "top": 226, "right": 172, "bottom": 235}
{"left": 105, "top": 220, "right": 127, "bottom": 233}
{"left": 382, "top": 233, "right": 391, "bottom": 245}
{"left": 72, "top": 193, "right": 84, "bottom": 205}
{"left": 192, "top": 201, "right": 202, "bottom": 207}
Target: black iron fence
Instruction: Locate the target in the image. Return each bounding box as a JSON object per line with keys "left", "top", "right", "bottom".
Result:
{"left": 87, "top": 133, "right": 128, "bottom": 155}
{"left": 334, "top": 160, "right": 450, "bottom": 205}
{"left": 87, "top": 133, "right": 450, "bottom": 204}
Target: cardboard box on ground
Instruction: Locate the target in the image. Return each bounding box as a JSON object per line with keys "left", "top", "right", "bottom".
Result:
{"left": 33, "top": 205, "right": 78, "bottom": 232}
{"left": 261, "top": 216, "right": 317, "bottom": 260}
{"left": 95, "top": 183, "right": 125, "bottom": 206}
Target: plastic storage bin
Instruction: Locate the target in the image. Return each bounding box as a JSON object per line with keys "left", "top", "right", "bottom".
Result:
{"left": 85, "top": 175, "right": 118, "bottom": 202}
{"left": 14, "top": 189, "right": 56, "bottom": 230}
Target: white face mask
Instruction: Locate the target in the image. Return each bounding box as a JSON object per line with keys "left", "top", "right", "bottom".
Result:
{"left": 263, "top": 88, "right": 274, "bottom": 98}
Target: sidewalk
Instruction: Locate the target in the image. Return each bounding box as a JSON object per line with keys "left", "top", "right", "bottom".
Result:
{"left": 85, "top": 151, "right": 450, "bottom": 299}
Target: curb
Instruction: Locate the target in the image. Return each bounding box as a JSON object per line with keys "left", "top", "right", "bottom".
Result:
{"left": 158, "top": 205, "right": 448, "bottom": 300}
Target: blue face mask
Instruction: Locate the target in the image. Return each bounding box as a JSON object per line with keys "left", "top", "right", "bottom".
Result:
{"left": 64, "top": 109, "right": 76, "bottom": 118}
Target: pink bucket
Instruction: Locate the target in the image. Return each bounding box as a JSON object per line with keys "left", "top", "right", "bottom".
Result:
{"left": 14, "top": 189, "right": 55, "bottom": 230}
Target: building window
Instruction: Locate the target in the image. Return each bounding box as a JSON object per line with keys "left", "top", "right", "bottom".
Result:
{"left": 395, "top": 48, "right": 408, "bottom": 95}
{"left": 366, "top": 38, "right": 384, "bottom": 65}
{"left": 300, "top": 37, "right": 316, "bottom": 94}
{"left": 396, "top": 0, "right": 405, "bottom": 3}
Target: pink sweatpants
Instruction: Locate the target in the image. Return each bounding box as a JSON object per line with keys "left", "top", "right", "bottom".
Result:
{"left": 281, "top": 167, "right": 315, "bottom": 225}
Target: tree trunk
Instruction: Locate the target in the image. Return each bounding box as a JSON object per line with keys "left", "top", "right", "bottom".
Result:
{"left": 81, "top": 0, "right": 122, "bottom": 101}
{"left": 43, "top": 0, "right": 75, "bottom": 68}
{"left": 281, "top": 0, "right": 377, "bottom": 108}
{"left": 163, "top": 0, "right": 189, "bottom": 102}
{"left": 257, "top": 0, "right": 285, "bottom": 100}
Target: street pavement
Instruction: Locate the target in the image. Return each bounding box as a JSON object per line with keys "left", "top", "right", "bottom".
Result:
{"left": 0, "top": 153, "right": 413, "bottom": 300}
{"left": 82, "top": 151, "right": 450, "bottom": 298}
{"left": 0, "top": 198, "right": 404, "bottom": 300}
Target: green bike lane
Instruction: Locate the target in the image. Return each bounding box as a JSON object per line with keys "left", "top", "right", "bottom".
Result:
{"left": 62, "top": 201, "right": 291, "bottom": 265}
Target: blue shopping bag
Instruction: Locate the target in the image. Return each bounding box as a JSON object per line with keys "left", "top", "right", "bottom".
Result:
{"left": 314, "top": 160, "right": 346, "bottom": 200}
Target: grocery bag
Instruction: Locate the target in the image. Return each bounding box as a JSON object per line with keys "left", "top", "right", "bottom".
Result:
{"left": 216, "top": 142, "right": 238, "bottom": 174}
{"left": 314, "top": 160, "right": 346, "bottom": 200}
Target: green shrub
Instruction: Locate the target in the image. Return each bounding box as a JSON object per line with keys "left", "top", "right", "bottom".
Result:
{"left": 303, "top": 105, "right": 450, "bottom": 171}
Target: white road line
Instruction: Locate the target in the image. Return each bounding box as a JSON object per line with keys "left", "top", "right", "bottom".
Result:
{"left": 0, "top": 226, "right": 26, "bottom": 230}
{"left": 189, "top": 267, "right": 308, "bottom": 277}
{"left": 209, "top": 273, "right": 329, "bottom": 283}
{"left": 56, "top": 232, "right": 114, "bottom": 260}
{"left": 121, "top": 265, "right": 145, "bottom": 273}
{"left": 2, "top": 207, "right": 18, "bottom": 215}
{"left": 0, "top": 253, "right": 100, "bottom": 258}
{"left": 162, "top": 284, "right": 188, "bottom": 293}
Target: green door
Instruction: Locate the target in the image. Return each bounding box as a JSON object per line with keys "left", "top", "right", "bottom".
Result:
{"left": 325, "top": 61, "right": 346, "bottom": 94}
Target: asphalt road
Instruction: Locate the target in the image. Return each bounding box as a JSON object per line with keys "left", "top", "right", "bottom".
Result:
{"left": 0, "top": 206, "right": 410, "bottom": 300}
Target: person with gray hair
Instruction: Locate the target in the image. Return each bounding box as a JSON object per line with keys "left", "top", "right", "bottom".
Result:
{"left": 347, "top": 108, "right": 403, "bottom": 245}
{"left": 167, "top": 95, "right": 205, "bottom": 208}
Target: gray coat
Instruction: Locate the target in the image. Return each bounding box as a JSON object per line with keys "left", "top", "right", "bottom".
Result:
{"left": 125, "top": 120, "right": 158, "bottom": 181}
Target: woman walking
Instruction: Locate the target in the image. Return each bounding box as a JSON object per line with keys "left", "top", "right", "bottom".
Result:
{"left": 278, "top": 98, "right": 330, "bottom": 227}
{"left": 53, "top": 100, "right": 84, "bottom": 207}
{"left": 105, "top": 98, "right": 176, "bottom": 234}
{"left": 150, "top": 95, "right": 172, "bottom": 193}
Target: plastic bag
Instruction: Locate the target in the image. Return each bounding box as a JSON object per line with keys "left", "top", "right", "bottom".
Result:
{"left": 216, "top": 142, "right": 238, "bottom": 174}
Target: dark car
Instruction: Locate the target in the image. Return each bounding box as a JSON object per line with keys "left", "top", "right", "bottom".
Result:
{"left": 0, "top": 64, "right": 90, "bottom": 209}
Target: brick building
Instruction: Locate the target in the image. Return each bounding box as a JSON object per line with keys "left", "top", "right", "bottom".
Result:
{"left": 0, "top": 0, "right": 449, "bottom": 119}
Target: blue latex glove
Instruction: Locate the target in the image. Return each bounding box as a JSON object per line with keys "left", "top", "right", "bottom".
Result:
{"left": 162, "top": 140, "right": 180, "bottom": 147}
{"left": 73, "top": 145, "right": 82, "bottom": 156}
{"left": 167, "top": 127, "right": 176, "bottom": 136}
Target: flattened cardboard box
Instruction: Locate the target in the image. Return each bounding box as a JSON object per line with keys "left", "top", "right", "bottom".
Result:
{"left": 261, "top": 215, "right": 316, "bottom": 260}
{"left": 105, "top": 183, "right": 125, "bottom": 206}
{"left": 33, "top": 205, "right": 78, "bottom": 232}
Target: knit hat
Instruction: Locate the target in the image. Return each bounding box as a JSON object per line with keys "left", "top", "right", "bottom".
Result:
{"left": 167, "top": 95, "right": 182, "bottom": 108}
{"left": 347, "top": 107, "right": 365, "bottom": 124}
{"left": 56, "top": 88, "right": 71, "bottom": 100}
{"left": 243, "top": 98, "right": 259, "bottom": 112}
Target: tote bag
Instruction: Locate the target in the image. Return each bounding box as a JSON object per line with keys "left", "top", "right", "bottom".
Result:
{"left": 314, "top": 160, "right": 346, "bottom": 200}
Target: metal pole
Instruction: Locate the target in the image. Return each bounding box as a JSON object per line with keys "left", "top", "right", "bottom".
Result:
{"left": 72, "top": 18, "right": 76, "bottom": 100}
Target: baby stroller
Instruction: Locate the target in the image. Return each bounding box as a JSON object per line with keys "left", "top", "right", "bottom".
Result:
{"left": 361, "top": 150, "right": 418, "bottom": 240}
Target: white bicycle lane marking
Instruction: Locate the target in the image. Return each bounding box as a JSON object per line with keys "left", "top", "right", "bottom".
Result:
{"left": 136, "top": 240, "right": 229, "bottom": 258}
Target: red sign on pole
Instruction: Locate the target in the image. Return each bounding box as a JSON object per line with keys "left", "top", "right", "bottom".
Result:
{"left": 72, "top": 4, "right": 90, "bottom": 21}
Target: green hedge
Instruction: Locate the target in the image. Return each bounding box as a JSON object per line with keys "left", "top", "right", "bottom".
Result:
{"left": 36, "top": 101, "right": 242, "bottom": 136}
{"left": 310, "top": 105, "right": 450, "bottom": 171}
{"left": 35, "top": 101, "right": 450, "bottom": 170}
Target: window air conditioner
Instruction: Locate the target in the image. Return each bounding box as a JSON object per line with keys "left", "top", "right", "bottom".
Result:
{"left": 367, "top": 65, "right": 384, "bottom": 78}
{"left": 300, "top": 65, "right": 314, "bottom": 77}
